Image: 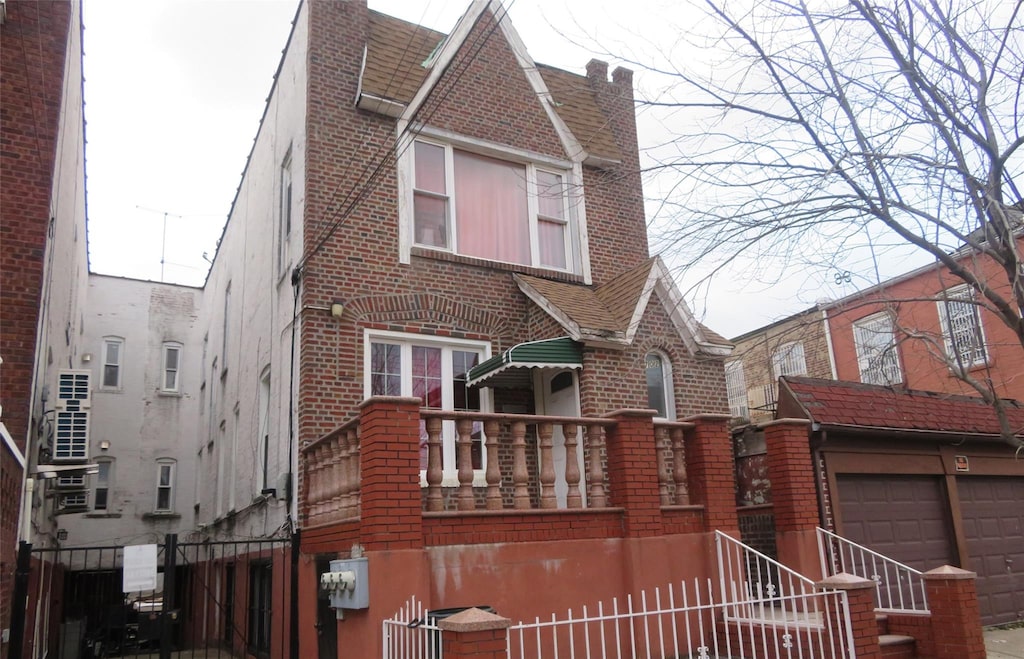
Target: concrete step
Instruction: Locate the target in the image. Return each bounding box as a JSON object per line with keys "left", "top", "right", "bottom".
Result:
{"left": 879, "top": 633, "right": 916, "bottom": 659}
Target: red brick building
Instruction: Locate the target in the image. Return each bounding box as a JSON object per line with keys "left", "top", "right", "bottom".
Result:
{"left": 824, "top": 234, "right": 1024, "bottom": 402}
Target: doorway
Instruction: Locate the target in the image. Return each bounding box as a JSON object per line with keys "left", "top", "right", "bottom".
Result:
{"left": 534, "top": 369, "right": 586, "bottom": 508}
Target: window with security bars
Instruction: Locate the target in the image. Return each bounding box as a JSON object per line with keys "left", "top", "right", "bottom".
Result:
{"left": 55, "top": 370, "right": 91, "bottom": 461}
{"left": 937, "top": 285, "right": 988, "bottom": 369}
{"left": 725, "top": 361, "right": 749, "bottom": 418}
{"left": 771, "top": 341, "right": 807, "bottom": 379}
{"left": 853, "top": 313, "right": 902, "bottom": 385}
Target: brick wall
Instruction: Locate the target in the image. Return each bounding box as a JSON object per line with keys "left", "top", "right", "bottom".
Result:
{"left": 295, "top": 0, "right": 727, "bottom": 456}
{"left": 0, "top": 0, "right": 71, "bottom": 453}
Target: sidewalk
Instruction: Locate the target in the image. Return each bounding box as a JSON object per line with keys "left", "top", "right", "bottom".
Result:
{"left": 986, "top": 625, "right": 1024, "bottom": 658}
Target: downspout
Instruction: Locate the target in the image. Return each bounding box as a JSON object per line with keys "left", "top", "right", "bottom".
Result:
{"left": 820, "top": 307, "right": 838, "bottom": 379}
{"left": 22, "top": 477, "right": 35, "bottom": 542}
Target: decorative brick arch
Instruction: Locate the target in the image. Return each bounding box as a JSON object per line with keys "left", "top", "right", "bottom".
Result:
{"left": 345, "top": 293, "right": 512, "bottom": 340}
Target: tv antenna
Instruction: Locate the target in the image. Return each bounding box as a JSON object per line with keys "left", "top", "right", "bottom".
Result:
{"left": 136, "top": 206, "right": 184, "bottom": 281}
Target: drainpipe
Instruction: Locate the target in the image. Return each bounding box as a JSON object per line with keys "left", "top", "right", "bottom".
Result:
{"left": 22, "top": 478, "right": 35, "bottom": 542}
{"left": 820, "top": 307, "right": 838, "bottom": 379}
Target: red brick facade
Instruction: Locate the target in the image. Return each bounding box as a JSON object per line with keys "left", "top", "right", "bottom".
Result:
{"left": 825, "top": 236, "right": 1024, "bottom": 402}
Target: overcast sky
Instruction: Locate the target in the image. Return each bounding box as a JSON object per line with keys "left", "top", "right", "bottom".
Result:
{"left": 81, "top": 0, "right": 899, "bottom": 337}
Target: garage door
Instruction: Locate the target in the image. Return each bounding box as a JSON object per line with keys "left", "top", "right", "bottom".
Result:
{"left": 958, "top": 477, "right": 1024, "bottom": 625}
{"left": 836, "top": 474, "right": 955, "bottom": 572}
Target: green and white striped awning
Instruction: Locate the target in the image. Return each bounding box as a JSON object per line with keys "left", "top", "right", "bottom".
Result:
{"left": 467, "top": 337, "right": 582, "bottom": 388}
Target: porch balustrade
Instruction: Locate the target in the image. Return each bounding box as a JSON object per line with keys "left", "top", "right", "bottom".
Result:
{"left": 301, "top": 403, "right": 707, "bottom": 532}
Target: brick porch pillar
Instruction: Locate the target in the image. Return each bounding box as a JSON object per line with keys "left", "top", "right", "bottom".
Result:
{"left": 817, "top": 573, "right": 881, "bottom": 659}
{"left": 682, "top": 414, "right": 739, "bottom": 533}
{"left": 358, "top": 396, "right": 424, "bottom": 550}
{"left": 923, "top": 565, "right": 985, "bottom": 658}
{"left": 604, "top": 409, "right": 663, "bottom": 537}
{"left": 763, "top": 418, "right": 820, "bottom": 577}
{"left": 439, "top": 608, "right": 511, "bottom": 658}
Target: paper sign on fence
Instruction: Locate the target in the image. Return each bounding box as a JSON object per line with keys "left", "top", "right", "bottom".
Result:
{"left": 123, "top": 544, "right": 158, "bottom": 592}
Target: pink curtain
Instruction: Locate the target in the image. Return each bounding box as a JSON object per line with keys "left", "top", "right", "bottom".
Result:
{"left": 454, "top": 150, "right": 530, "bottom": 264}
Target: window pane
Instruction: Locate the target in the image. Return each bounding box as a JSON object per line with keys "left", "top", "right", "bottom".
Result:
{"left": 414, "top": 142, "right": 446, "bottom": 193}
{"left": 413, "top": 193, "right": 448, "bottom": 247}
{"left": 106, "top": 342, "right": 120, "bottom": 364}
{"left": 103, "top": 365, "right": 119, "bottom": 388}
{"left": 165, "top": 370, "right": 178, "bottom": 390}
{"left": 412, "top": 346, "right": 442, "bottom": 408}
{"left": 159, "top": 465, "right": 172, "bottom": 487}
{"left": 536, "top": 170, "right": 564, "bottom": 219}
{"left": 452, "top": 351, "right": 480, "bottom": 411}
{"left": 94, "top": 488, "right": 108, "bottom": 510}
{"left": 454, "top": 150, "right": 530, "bottom": 264}
{"left": 645, "top": 353, "right": 667, "bottom": 417}
{"left": 157, "top": 488, "right": 170, "bottom": 511}
{"left": 370, "top": 343, "right": 402, "bottom": 396}
{"left": 538, "top": 219, "right": 567, "bottom": 269}
{"left": 165, "top": 347, "right": 179, "bottom": 370}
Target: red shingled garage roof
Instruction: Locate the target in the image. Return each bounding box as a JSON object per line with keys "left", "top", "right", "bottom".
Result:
{"left": 779, "top": 376, "right": 1024, "bottom": 439}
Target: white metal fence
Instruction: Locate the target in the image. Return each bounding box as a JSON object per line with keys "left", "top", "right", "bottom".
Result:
{"left": 383, "top": 533, "right": 858, "bottom": 659}
{"left": 383, "top": 596, "right": 444, "bottom": 659}
{"left": 817, "top": 526, "right": 929, "bottom": 613}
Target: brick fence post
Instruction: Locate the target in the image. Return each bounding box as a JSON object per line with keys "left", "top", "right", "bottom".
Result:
{"left": 763, "top": 418, "right": 820, "bottom": 577}
{"left": 439, "top": 607, "right": 512, "bottom": 658}
{"left": 358, "top": 396, "right": 424, "bottom": 550}
{"left": 817, "top": 573, "right": 881, "bottom": 659}
{"left": 604, "top": 409, "right": 663, "bottom": 537}
{"left": 682, "top": 414, "right": 739, "bottom": 533}
{"left": 923, "top": 565, "right": 985, "bottom": 658}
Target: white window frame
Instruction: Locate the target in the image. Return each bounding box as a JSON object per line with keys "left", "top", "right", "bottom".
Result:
{"left": 258, "top": 366, "right": 272, "bottom": 493}
{"left": 93, "top": 458, "right": 113, "bottom": 511}
{"left": 937, "top": 284, "right": 988, "bottom": 370}
{"left": 362, "top": 329, "right": 492, "bottom": 486}
{"left": 155, "top": 459, "right": 176, "bottom": 512}
{"left": 644, "top": 350, "right": 675, "bottom": 420}
{"left": 278, "top": 148, "right": 293, "bottom": 273}
{"left": 771, "top": 341, "right": 807, "bottom": 379}
{"left": 161, "top": 342, "right": 183, "bottom": 393}
{"left": 398, "top": 131, "right": 591, "bottom": 280}
{"left": 852, "top": 312, "right": 903, "bottom": 385}
{"left": 725, "top": 360, "right": 749, "bottom": 418}
{"left": 101, "top": 337, "right": 124, "bottom": 390}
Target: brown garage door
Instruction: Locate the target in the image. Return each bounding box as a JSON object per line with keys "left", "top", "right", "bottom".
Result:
{"left": 958, "top": 476, "right": 1024, "bottom": 625}
{"left": 836, "top": 474, "right": 955, "bottom": 572}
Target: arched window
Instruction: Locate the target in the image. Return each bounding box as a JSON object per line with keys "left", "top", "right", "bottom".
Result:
{"left": 645, "top": 351, "right": 675, "bottom": 419}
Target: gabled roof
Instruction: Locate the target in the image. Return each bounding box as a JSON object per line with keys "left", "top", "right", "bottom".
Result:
{"left": 514, "top": 257, "right": 733, "bottom": 355}
{"left": 780, "top": 376, "right": 1024, "bottom": 439}
{"left": 357, "top": 4, "right": 621, "bottom": 163}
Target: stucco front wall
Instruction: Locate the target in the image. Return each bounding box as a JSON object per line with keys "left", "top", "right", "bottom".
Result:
{"left": 305, "top": 532, "right": 714, "bottom": 659}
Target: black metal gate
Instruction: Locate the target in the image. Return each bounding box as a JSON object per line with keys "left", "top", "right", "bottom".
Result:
{"left": 9, "top": 534, "right": 297, "bottom": 659}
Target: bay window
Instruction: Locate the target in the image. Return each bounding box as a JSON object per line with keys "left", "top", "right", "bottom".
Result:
{"left": 408, "top": 137, "right": 578, "bottom": 273}
{"left": 364, "top": 331, "right": 490, "bottom": 483}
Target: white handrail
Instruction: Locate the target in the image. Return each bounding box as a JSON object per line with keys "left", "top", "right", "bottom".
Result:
{"left": 816, "top": 527, "right": 929, "bottom": 613}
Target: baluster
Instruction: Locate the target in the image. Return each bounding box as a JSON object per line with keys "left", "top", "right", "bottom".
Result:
{"left": 310, "top": 445, "right": 324, "bottom": 518}
{"left": 563, "top": 422, "right": 582, "bottom": 508}
{"left": 339, "top": 428, "right": 354, "bottom": 517}
{"left": 538, "top": 422, "right": 556, "bottom": 509}
{"left": 586, "top": 423, "right": 607, "bottom": 508}
{"left": 655, "top": 426, "right": 671, "bottom": 506}
{"left": 351, "top": 426, "right": 361, "bottom": 517}
{"left": 671, "top": 427, "right": 688, "bottom": 505}
{"left": 511, "top": 421, "right": 529, "bottom": 509}
{"left": 456, "top": 418, "right": 475, "bottom": 511}
{"left": 327, "top": 438, "right": 343, "bottom": 517}
{"left": 484, "top": 420, "right": 502, "bottom": 510}
{"left": 425, "top": 417, "right": 444, "bottom": 512}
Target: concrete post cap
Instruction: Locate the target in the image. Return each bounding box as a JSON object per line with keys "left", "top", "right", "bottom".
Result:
{"left": 438, "top": 607, "right": 512, "bottom": 632}
{"left": 923, "top": 565, "right": 977, "bottom": 580}
{"left": 815, "top": 572, "right": 876, "bottom": 590}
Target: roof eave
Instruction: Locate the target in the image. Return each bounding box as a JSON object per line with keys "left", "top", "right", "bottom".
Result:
{"left": 356, "top": 93, "right": 407, "bottom": 118}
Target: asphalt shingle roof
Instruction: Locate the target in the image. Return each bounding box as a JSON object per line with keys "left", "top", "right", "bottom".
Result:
{"left": 782, "top": 376, "right": 1024, "bottom": 438}
{"left": 361, "top": 10, "right": 622, "bottom": 162}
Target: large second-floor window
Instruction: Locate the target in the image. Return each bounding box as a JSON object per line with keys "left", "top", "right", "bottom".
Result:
{"left": 364, "top": 331, "right": 489, "bottom": 481}
{"left": 852, "top": 313, "right": 902, "bottom": 385}
{"left": 937, "top": 285, "right": 988, "bottom": 369}
{"left": 411, "top": 138, "right": 576, "bottom": 272}
{"left": 725, "top": 361, "right": 749, "bottom": 418}
{"left": 771, "top": 341, "right": 807, "bottom": 379}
